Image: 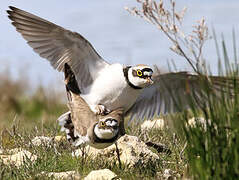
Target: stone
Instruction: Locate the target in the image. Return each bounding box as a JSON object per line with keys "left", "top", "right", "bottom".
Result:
{"left": 0, "top": 149, "right": 37, "bottom": 167}
{"left": 84, "top": 169, "right": 118, "bottom": 180}
{"left": 30, "top": 136, "right": 67, "bottom": 147}
{"left": 40, "top": 171, "right": 81, "bottom": 179}
{"left": 187, "top": 117, "right": 206, "bottom": 128}
{"left": 8, "top": 148, "right": 23, "bottom": 154}
{"left": 163, "top": 169, "right": 174, "bottom": 180}
{"left": 156, "top": 169, "right": 178, "bottom": 180}
{"left": 187, "top": 117, "right": 215, "bottom": 131}
{"left": 31, "top": 136, "right": 53, "bottom": 147}
{"left": 73, "top": 134, "right": 159, "bottom": 167}
{"left": 54, "top": 135, "right": 66, "bottom": 142}
{"left": 141, "top": 118, "right": 165, "bottom": 131}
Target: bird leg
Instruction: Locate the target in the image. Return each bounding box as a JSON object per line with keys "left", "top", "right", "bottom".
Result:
{"left": 115, "top": 142, "right": 122, "bottom": 169}
{"left": 90, "top": 104, "right": 110, "bottom": 115}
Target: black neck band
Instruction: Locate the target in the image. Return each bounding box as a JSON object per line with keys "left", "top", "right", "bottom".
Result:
{"left": 123, "top": 66, "right": 142, "bottom": 90}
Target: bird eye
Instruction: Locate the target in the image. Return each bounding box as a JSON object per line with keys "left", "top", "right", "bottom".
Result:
{"left": 137, "top": 70, "right": 143, "bottom": 77}
{"left": 100, "top": 121, "right": 106, "bottom": 127}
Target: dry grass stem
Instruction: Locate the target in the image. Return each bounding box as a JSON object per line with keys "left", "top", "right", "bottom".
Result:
{"left": 126, "top": 0, "right": 210, "bottom": 74}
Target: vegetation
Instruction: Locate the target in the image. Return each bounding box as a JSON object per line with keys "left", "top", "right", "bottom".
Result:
{"left": 0, "top": 68, "right": 184, "bottom": 179}
{"left": 0, "top": 70, "right": 67, "bottom": 130}
{"left": 1, "top": 0, "right": 238, "bottom": 179}
{"left": 127, "top": 0, "right": 239, "bottom": 179}
{"left": 0, "top": 119, "right": 185, "bottom": 179}
{"left": 173, "top": 38, "right": 239, "bottom": 179}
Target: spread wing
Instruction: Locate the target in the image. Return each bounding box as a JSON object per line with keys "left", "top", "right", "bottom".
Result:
{"left": 7, "top": 6, "right": 109, "bottom": 92}
{"left": 126, "top": 71, "right": 235, "bottom": 122}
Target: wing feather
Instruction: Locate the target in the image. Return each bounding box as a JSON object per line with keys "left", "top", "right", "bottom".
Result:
{"left": 7, "top": 6, "right": 109, "bottom": 92}
{"left": 126, "top": 71, "right": 236, "bottom": 122}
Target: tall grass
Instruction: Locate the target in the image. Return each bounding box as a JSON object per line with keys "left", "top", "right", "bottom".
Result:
{"left": 172, "top": 33, "right": 239, "bottom": 179}
{"left": 127, "top": 1, "right": 239, "bottom": 178}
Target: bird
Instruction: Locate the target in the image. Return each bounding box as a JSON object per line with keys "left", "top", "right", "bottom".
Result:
{"left": 7, "top": 6, "right": 236, "bottom": 122}
{"left": 59, "top": 63, "right": 125, "bottom": 149}
{"left": 60, "top": 64, "right": 172, "bottom": 167}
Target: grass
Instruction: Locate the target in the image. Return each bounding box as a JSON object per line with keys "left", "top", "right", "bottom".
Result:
{"left": 0, "top": 69, "right": 185, "bottom": 179}
{"left": 127, "top": 0, "right": 239, "bottom": 178}
{"left": 0, "top": 116, "right": 185, "bottom": 179}
{"left": 170, "top": 33, "right": 239, "bottom": 179}
{"left": 0, "top": 25, "right": 238, "bottom": 179}
{"left": 1, "top": 38, "right": 239, "bottom": 179}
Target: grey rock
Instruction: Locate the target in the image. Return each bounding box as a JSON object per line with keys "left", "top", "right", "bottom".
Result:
{"left": 31, "top": 136, "right": 53, "bottom": 147}
{"left": 84, "top": 169, "right": 118, "bottom": 180}
{"left": 40, "top": 171, "right": 81, "bottom": 179}
{"left": 0, "top": 149, "right": 37, "bottom": 167}
{"left": 73, "top": 134, "right": 159, "bottom": 167}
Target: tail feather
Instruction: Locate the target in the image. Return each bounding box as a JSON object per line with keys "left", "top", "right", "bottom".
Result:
{"left": 57, "top": 111, "right": 79, "bottom": 142}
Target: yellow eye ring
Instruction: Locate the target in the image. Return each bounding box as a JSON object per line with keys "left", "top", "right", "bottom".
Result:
{"left": 137, "top": 70, "right": 143, "bottom": 77}
{"left": 100, "top": 121, "right": 106, "bottom": 127}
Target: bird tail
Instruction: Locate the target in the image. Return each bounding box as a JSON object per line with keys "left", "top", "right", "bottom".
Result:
{"left": 58, "top": 111, "right": 79, "bottom": 143}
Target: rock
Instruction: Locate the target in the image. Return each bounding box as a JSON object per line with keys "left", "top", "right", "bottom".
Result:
{"left": 54, "top": 135, "right": 66, "bottom": 142}
{"left": 156, "top": 169, "right": 178, "bottom": 180}
{"left": 73, "top": 134, "right": 159, "bottom": 167}
{"left": 8, "top": 148, "right": 23, "bottom": 154}
{"left": 40, "top": 171, "right": 81, "bottom": 179}
{"left": 163, "top": 169, "right": 175, "bottom": 180}
{"left": 187, "top": 117, "right": 206, "bottom": 128}
{"left": 30, "top": 136, "right": 67, "bottom": 147}
{"left": 145, "top": 141, "right": 171, "bottom": 154}
{"left": 0, "top": 149, "right": 3, "bottom": 154}
{"left": 84, "top": 169, "right": 118, "bottom": 180}
{"left": 31, "top": 136, "right": 53, "bottom": 147}
{"left": 0, "top": 149, "right": 37, "bottom": 167}
{"left": 141, "top": 119, "right": 165, "bottom": 131}
{"left": 187, "top": 117, "right": 215, "bottom": 131}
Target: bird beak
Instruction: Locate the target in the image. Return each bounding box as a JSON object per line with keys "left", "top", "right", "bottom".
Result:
{"left": 147, "top": 76, "right": 154, "bottom": 84}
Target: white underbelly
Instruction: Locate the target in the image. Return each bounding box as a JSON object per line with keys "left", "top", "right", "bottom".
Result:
{"left": 82, "top": 85, "right": 141, "bottom": 113}
{"left": 103, "top": 88, "right": 140, "bottom": 112}
{"left": 81, "top": 64, "right": 142, "bottom": 113}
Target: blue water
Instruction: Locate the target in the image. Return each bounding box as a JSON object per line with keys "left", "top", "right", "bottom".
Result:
{"left": 1, "top": 0, "right": 239, "bottom": 89}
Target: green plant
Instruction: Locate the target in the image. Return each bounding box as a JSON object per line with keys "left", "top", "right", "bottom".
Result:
{"left": 127, "top": 0, "right": 239, "bottom": 179}
{"left": 178, "top": 33, "right": 239, "bottom": 179}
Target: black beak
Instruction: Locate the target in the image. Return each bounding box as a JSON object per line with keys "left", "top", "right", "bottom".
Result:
{"left": 147, "top": 76, "right": 154, "bottom": 84}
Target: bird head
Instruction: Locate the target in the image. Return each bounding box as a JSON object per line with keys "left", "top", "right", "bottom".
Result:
{"left": 94, "top": 117, "right": 119, "bottom": 140}
{"left": 128, "top": 65, "right": 154, "bottom": 88}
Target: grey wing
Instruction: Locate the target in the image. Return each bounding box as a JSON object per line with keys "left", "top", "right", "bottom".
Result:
{"left": 126, "top": 71, "right": 234, "bottom": 122}
{"left": 7, "top": 6, "right": 109, "bottom": 92}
